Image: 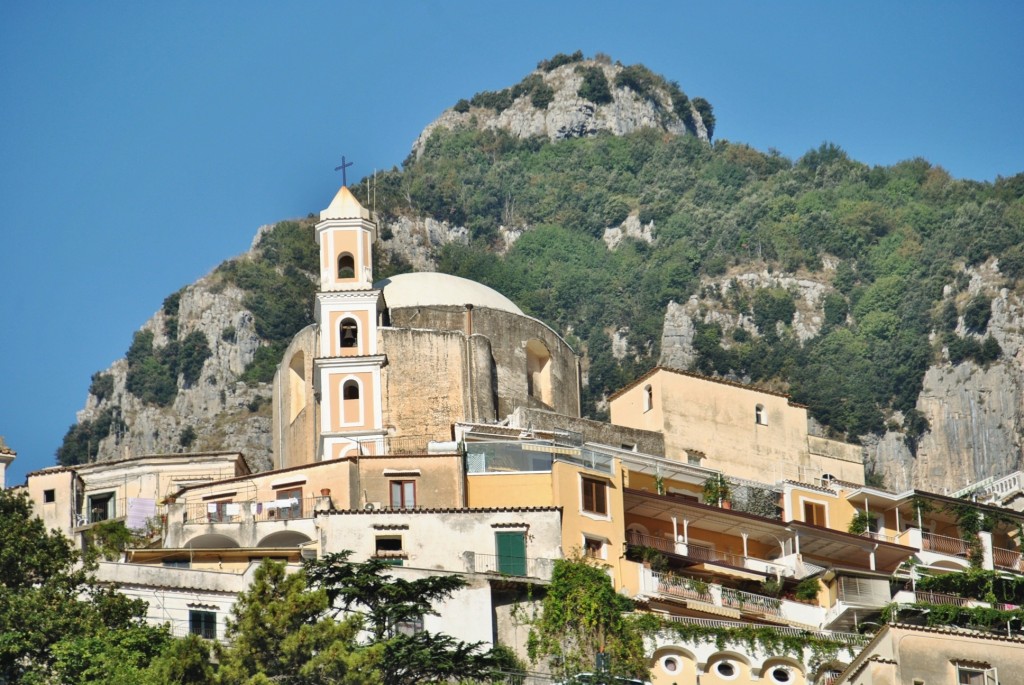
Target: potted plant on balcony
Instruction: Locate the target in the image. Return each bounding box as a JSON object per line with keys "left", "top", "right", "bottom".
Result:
{"left": 848, "top": 510, "right": 872, "bottom": 536}
{"left": 793, "top": 577, "right": 821, "bottom": 602}
{"left": 702, "top": 475, "right": 732, "bottom": 509}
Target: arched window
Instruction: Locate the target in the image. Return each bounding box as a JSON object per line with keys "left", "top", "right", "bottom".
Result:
{"left": 287, "top": 351, "right": 306, "bottom": 423}
{"left": 337, "top": 253, "right": 355, "bottom": 279}
{"left": 526, "top": 339, "right": 553, "bottom": 406}
{"left": 343, "top": 380, "right": 360, "bottom": 400}
{"left": 643, "top": 384, "right": 653, "bottom": 412}
{"left": 340, "top": 319, "right": 358, "bottom": 349}
{"left": 755, "top": 404, "right": 767, "bottom": 426}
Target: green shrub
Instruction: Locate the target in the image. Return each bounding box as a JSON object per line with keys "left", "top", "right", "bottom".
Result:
{"left": 88, "top": 373, "right": 114, "bottom": 403}
{"left": 178, "top": 425, "right": 197, "bottom": 448}
{"left": 614, "top": 64, "right": 661, "bottom": 101}
{"left": 823, "top": 292, "right": 848, "bottom": 327}
{"left": 576, "top": 65, "right": 612, "bottom": 104}
{"left": 531, "top": 82, "right": 555, "bottom": 109}
{"left": 962, "top": 294, "right": 992, "bottom": 333}
{"left": 538, "top": 50, "right": 583, "bottom": 72}
{"left": 794, "top": 578, "right": 820, "bottom": 601}
{"left": 692, "top": 97, "right": 715, "bottom": 139}
{"left": 177, "top": 331, "right": 211, "bottom": 387}
{"left": 56, "top": 407, "right": 125, "bottom": 466}
{"left": 453, "top": 98, "right": 470, "bottom": 113}
{"left": 752, "top": 288, "right": 796, "bottom": 334}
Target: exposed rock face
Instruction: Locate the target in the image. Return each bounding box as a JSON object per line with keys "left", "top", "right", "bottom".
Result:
{"left": 603, "top": 215, "right": 655, "bottom": 250}
{"left": 663, "top": 263, "right": 1024, "bottom": 493}
{"left": 412, "top": 59, "right": 708, "bottom": 159}
{"left": 382, "top": 215, "right": 469, "bottom": 271}
{"left": 78, "top": 267, "right": 275, "bottom": 472}
{"left": 659, "top": 268, "right": 832, "bottom": 371}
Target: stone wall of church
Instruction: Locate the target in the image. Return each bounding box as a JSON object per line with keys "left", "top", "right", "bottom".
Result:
{"left": 272, "top": 325, "right": 318, "bottom": 469}
{"left": 387, "top": 305, "right": 580, "bottom": 419}
{"left": 379, "top": 328, "right": 473, "bottom": 444}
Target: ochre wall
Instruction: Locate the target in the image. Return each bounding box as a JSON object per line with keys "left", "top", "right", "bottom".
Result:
{"left": 612, "top": 371, "right": 863, "bottom": 485}
{"left": 466, "top": 472, "right": 555, "bottom": 509}
{"left": 355, "top": 454, "right": 463, "bottom": 510}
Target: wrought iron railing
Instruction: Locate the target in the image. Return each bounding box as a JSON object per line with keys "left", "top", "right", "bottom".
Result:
{"left": 913, "top": 590, "right": 971, "bottom": 607}
{"left": 469, "top": 553, "right": 554, "bottom": 580}
{"left": 650, "top": 572, "right": 714, "bottom": 603}
{"left": 721, "top": 587, "right": 782, "bottom": 617}
{"left": 182, "top": 496, "right": 323, "bottom": 524}
{"left": 993, "top": 546, "right": 1023, "bottom": 572}
{"left": 920, "top": 531, "right": 971, "bottom": 556}
{"left": 663, "top": 615, "right": 867, "bottom": 645}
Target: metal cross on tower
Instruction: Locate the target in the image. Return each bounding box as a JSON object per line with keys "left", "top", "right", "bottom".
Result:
{"left": 334, "top": 155, "right": 354, "bottom": 186}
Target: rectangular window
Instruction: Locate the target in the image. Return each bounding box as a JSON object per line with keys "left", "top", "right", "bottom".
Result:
{"left": 395, "top": 614, "right": 423, "bottom": 636}
{"left": 581, "top": 477, "right": 608, "bottom": 516}
{"left": 88, "top": 493, "right": 115, "bottom": 523}
{"left": 189, "top": 610, "right": 217, "bottom": 639}
{"left": 584, "top": 536, "right": 605, "bottom": 560}
{"left": 803, "top": 500, "right": 827, "bottom": 527}
{"left": 162, "top": 559, "right": 191, "bottom": 569}
{"left": 275, "top": 487, "right": 302, "bottom": 520}
{"left": 375, "top": 536, "right": 404, "bottom": 564}
{"left": 206, "top": 500, "right": 232, "bottom": 523}
{"left": 957, "top": 666, "right": 997, "bottom": 685}
{"left": 43, "top": 489, "right": 56, "bottom": 503}
{"left": 390, "top": 480, "right": 416, "bottom": 509}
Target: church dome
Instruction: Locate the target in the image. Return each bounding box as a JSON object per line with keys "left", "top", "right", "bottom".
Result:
{"left": 374, "top": 272, "right": 524, "bottom": 316}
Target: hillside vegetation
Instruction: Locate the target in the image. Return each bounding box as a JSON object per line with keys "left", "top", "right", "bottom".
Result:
{"left": 58, "top": 55, "right": 1024, "bottom": 473}
{"left": 355, "top": 123, "right": 1024, "bottom": 444}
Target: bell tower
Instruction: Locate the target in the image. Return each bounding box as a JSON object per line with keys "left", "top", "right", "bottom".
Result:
{"left": 313, "top": 185, "right": 387, "bottom": 460}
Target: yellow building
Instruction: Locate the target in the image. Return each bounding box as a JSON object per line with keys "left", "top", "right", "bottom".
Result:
{"left": 609, "top": 367, "right": 864, "bottom": 485}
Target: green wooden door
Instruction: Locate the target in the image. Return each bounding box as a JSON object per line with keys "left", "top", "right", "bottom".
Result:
{"left": 495, "top": 532, "right": 527, "bottom": 576}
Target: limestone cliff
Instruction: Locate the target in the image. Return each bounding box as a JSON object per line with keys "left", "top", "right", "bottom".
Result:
{"left": 657, "top": 262, "right": 1024, "bottom": 493}
{"left": 76, "top": 241, "right": 277, "bottom": 472}
{"left": 412, "top": 56, "right": 709, "bottom": 160}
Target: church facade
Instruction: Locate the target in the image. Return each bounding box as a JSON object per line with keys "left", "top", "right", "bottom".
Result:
{"left": 271, "top": 185, "right": 581, "bottom": 470}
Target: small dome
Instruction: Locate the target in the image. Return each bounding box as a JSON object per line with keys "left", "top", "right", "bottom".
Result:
{"left": 374, "top": 272, "right": 524, "bottom": 315}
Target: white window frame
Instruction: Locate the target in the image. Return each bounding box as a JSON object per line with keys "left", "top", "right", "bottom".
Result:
{"left": 582, "top": 534, "right": 608, "bottom": 560}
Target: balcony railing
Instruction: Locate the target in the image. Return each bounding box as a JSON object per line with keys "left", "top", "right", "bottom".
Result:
{"left": 626, "top": 530, "right": 784, "bottom": 576}
{"left": 627, "top": 530, "right": 675, "bottom": 554}
{"left": 913, "top": 590, "right": 971, "bottom": 607}
{"left": 663, "top": 615, "right": 867, "bottom": 645}
{"left": 467, "top": 552, "right": 554, "bottom": 581}
{"left": 182, "top": 497, "right": 325, "bottom": 524}
{"left": 650, "top": 572, "right": 713, "bottom": 603}
{"left": 993, "top": 546, "right": 1023, "bottom": 572}
{"left": 721, "top": 587, "right": 782, "bottom": 617}
{"left": 920, "top": 531, "right": 971, "bottom": 557}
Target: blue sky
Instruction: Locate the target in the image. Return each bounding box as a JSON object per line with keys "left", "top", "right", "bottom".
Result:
{"left": 2, "top": 2, "right": 1022, "bottom": 484}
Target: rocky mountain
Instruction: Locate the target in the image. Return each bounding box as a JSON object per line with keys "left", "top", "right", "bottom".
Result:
{"left": 411, "top": 52, "right": 711, "bottom": 160}
{"left": 61, "top": 53, "right": 1024, "bottom": 494}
